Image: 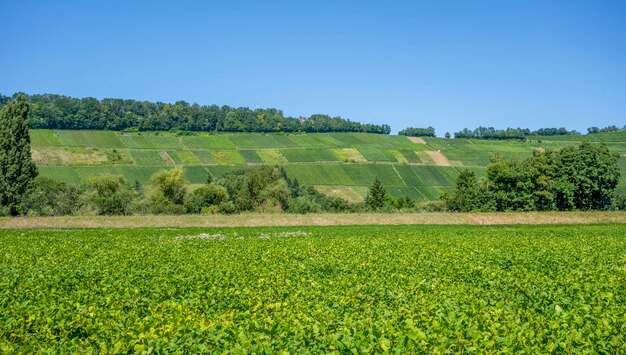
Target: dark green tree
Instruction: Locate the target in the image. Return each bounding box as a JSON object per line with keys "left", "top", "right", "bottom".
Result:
{"left": 0, "top": 94, "right": 38, "bottom": 215}
{"left": 443, "top": 170, "right": 483, "bottom": 212}
{"left": 557, "top": 141, "right": 620, "bottom": 210}
{"left": 365, "top": 176, "right": 387, "bottom": 210}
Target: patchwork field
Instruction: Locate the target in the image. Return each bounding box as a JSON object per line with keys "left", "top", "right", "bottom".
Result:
{"left": 30, "top": 130, "right": 626, "bottom": 200}
{"left": 1, "top": 224, "right": 625, "bottom": 352}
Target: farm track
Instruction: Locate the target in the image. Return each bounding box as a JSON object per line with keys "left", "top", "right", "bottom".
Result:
{"left": 2, "top": 211, "right": 625, "bottom": 229}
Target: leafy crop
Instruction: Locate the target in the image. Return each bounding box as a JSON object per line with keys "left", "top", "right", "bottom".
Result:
{"left": 1, "top": 224, "right": 625, "bottom": 352}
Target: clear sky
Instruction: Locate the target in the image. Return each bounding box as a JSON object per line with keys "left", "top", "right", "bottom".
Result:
{"left": 1, "top": 1, "right": 625, "bottom": 135}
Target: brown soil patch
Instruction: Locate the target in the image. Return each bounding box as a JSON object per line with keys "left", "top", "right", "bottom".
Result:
{"left": 407, "top": 137, "right": 426, "bottom": 144}
{"left": 424, "top": 151, "right": 452, "bottom": 166}
{"left": 159, "top": 151, "right": 175, "bottom": 165}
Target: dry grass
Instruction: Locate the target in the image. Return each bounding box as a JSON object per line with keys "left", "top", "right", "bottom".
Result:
{"left": 407, "top": 137, "right": 426, "bottom": 144}
{"left": 159, "top": 151, "right": 175, "bottom": 165}
{"left": 32, "top": 147, "right": 108, "bottom": 165}
{"left": 1, "top": 212, "right": 625, "bottom": 229}
{"left": 333, "top": 148, "right": 367, "bottom": 163}
{"left": 424, "top": 151, "right": 452, "bottom": 166}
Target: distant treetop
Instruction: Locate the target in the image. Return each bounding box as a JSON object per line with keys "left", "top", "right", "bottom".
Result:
{"left": 453, "top": 126, "right": 584, "bottom": 141}
{"left": 0, "top": 93, "right": 391, "bottom": 135}
{"left": 398, "top": 127, "right": 435, "bottom": 137}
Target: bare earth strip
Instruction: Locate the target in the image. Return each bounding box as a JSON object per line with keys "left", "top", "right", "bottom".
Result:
{"left": 425, "top": 151, "right": 452, "bottom": 166}
{"left": 407, "top": 137, "right": 426, "bottom": 144}
{"left": 1, "top": 212, "right": 625, "bottom": 229}
{"left": 159, "top": 151, "right": 175, "bottom": 165}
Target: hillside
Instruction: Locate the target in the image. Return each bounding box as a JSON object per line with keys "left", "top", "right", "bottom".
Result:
{"left": 31, "top": 129, "right": 626, "bottom": 202}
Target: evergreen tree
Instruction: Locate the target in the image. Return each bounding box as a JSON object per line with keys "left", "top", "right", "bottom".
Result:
{"left": 0, "top": 94, "right": 38, "bottom": 215}
{"left": 366, "top": 176, "right": 387, "bottom": 210}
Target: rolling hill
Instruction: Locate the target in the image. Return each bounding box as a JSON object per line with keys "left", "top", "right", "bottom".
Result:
{"left": 30, "top": 129, "right": 626, "bottom": 202}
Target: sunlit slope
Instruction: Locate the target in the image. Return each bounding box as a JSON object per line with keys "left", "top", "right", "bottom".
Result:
{"left": 31, "top": 130, "right": 626, "bottom": 200}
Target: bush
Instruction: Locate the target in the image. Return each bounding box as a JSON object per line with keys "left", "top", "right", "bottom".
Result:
{"left": 85, "top": 175, "right": 135, "bottom": 215}
{"left": 613, "top": 195, "right": 626, "bottom": 211}
{"left": 288, "top": 197, "right": 322, "bottom": 214}
{"left": 218, "top": 201, "right": 237, "bottom": 214}
{"left": 151, "top": 167, "right": 187, "bottom": 205}
{"left": 184, "top": 184, "right": 229, "bottom": 213}
{"left": 23, "top": 177, "right": 84, "bottom": 216}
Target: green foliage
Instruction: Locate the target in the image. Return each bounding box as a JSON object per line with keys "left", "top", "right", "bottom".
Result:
{"left": 151, "top": 167, "right": 187, "bottom": 205}
{"left": 398, "top": 126, "right": 436, "bottom": 137}
{"left": 22, "top": 177, "right": 83, "bottom": 216}
{"left": 454, "top": 126, "right": 581, "bottom": 140}
{"left": 558, "top": 141, "right": 620, "bottom": 210}
{"left": 365, "top": 177, "right": 388, "bottom": 210}
{"left": 85, "top": 175, "right": 135, "bottom": 215}
{"left": 1, "top": 225, "right": 625, "bottom": 352}
{"left": 20, "top": 93, "right": 390, "bottom": 134}
{"left": 184, "top": 184, "right": 229, "bottom": 213}
{"left": 444, "top": 142, "right": 621, "bottom": 211}
{"left": 442, "top": 170, "right": 484, "bottom": 212}
{"left": 219, "top": 166, "right": 292, "bottom": 212}
{"left": 0, "top": 94, "right": 38, "bottom": 215}
{"left": 613, "top": 194, "right": 626, "bottom": 210}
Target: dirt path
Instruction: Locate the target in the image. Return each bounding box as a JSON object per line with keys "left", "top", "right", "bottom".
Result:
{"left": 424, "top": 151, "right": 452, "bottom": 166}
{"left": 1, "top": 212, "right": 624, "bottom": 229}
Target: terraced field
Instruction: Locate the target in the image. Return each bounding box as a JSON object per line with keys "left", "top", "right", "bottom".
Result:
{"left": 30, "top": 130, "right": 626, "bottom": 200}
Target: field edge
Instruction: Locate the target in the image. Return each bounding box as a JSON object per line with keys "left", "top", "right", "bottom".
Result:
{"left": 2, "top": 211, "right": 625, "bottom": 229}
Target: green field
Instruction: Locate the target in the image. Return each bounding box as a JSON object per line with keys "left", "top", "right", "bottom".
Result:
{"left": 31, "top": 130, "right": 626, "bottom": 200}
{"left": 1, "top": 224, "right": 625, "bottom": 352}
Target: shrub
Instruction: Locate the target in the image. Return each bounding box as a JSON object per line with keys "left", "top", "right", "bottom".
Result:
{"left": 84, "top": 175, "right": 135, "bottom": 215}
{"left": 151, "top": 167, "right": 187, "bottom": 205}
{"left": 184, "top": 184, "right": 229, "bottom": 214}
{"left": 23, "top": 177, "right": 84, "bottom": 216}
{"left": 218, "top": 201, "right": 237, "bottom": 214}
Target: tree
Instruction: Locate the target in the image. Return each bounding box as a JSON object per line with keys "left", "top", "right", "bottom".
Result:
{"left": 184, "top": 183, "right": 229, "bottom": 213}
{"left": 443, "top": 170, "right": 483, "bottom": 212}
{"left": 557, "top": 141, "right": 620, "bottom": 210}
{"left": 398, "top": 127, "right": 436, "bottom": 137}
{"left": 85, "top": 175, "right": 135, "bottom": 215}
{"left": 0, "top": 94, "right": 38, "bottom": 215}
{"left": 23, "top": 177, "right": 84, "bottom": 216}
{"left": 444, "top": 132, "right": 451, "bottom": 139}
{"left": 365, "top": 177, "right": 387, "bottom": 210}
{"left": 151, "top": 167, "right": 187, "bottom": 205}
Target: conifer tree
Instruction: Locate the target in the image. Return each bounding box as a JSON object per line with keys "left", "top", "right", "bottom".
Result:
{"left": 0, "top": 94, "right": 38, "bottom": 215}
{"left": 366, "top": 176, "right": 387, "bottom": 210}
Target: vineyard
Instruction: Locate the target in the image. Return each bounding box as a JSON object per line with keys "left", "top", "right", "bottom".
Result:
{"left": 1, "top": 224, "right": 625, "bottom": 352}
{"left": 30, "top": 130, "right": 626, "bottom": 200}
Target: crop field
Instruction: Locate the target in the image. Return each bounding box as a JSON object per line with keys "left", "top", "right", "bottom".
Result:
{"left": 30, "top": 130, "right": 626, "bottom": 200}
{"left": 1, "top": 224, "right": 625, "bottom": 352}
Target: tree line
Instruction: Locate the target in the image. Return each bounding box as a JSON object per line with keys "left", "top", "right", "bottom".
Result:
{"left": 443, "top": 142, "right": 624, "bottom": 211}
{"left": 398, "top": 127, "right": 436, "bottom": 137}
{"left": 4, "top": 165, "right": 444, "bottom": 217}
{"left": 0, "top": 93, "right": 391, "bottom": 134}
{"left": 453, "top": 126, "right": 625, "bottom": 141}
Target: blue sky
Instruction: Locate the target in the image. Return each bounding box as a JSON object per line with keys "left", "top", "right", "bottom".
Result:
{"left": 1, "top": 1, "right": 625, "bottom": 135}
